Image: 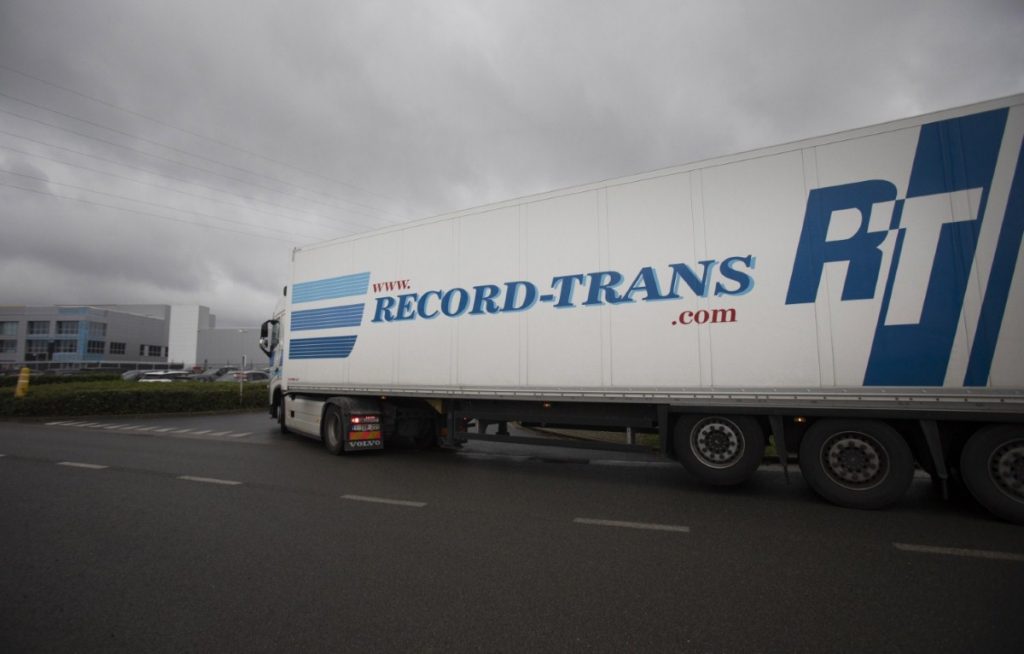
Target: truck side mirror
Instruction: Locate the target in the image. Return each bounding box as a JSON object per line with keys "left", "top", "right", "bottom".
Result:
{"left": 258, "top": 319, "right": 279, "bottom": 356}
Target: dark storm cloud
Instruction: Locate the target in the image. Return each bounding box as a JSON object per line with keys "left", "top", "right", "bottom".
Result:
{"left": 0, "top": 0, "right": 1021, "bottom": 326}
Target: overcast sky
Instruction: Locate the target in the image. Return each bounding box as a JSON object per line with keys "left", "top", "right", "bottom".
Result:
{"left": 0, "top": 0, "right": 1021, "bottom": 327}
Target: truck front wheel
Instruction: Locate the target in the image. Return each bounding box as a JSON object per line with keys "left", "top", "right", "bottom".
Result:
{"left": 674, "top": 415, "right": 765, "bottom": 486}
{"left": 960, "top": 425, "right": 1024, "bottom": 525}
{"left": 323, "top": 405, "right": 345, "bottom": 455}
{"left": 799, "top": 419, "right": 913, "bottom": 510}
{"left": 276, "top": 393, "right": 290, "bottom": 435}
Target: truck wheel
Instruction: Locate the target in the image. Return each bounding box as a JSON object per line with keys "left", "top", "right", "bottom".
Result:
{"left": 799, "top": 419, "right": 912, "bottom": 510}
{"left": 960, "top": 425, "right": 1024, "bottom": 525}
{"left": 674, "top": 415, "right": 765, "bottom": 486}
{"left": 322, "top": 405, "right": 345, "bottom": 455}
{"left": 276, "top": 395, "right": 290, "bottom": 435}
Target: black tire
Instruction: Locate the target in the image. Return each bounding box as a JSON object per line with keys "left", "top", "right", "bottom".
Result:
{"left": 960, "top": 425, "right": 1024, "bottom": 525}
{"left": 322, "top": 405, "right": 345, "bottom": 455}
{"left": 276, "top": 394, "right": 290, "bottom": 435}
{"left": 673, "top": 414, "right": 765, "bottom": 486}
{"left": 798, "top": 419, "right": 913, "bottom": 510}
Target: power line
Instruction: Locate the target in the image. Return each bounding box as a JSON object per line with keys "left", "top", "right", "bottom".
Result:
{"left": 0, "top": 142, "right": 341, "bottom": 234}
{"left": 0, "top": 167, "right": 331, "bottom": 241}
{"left": 0, "top": 179, "right": 310, "bottom": 245}
{"left": 0, "top": 62, "right": 405, "bottom": 210}
{"left": 0, "top": 88, "right": 406, "bottom": 224}
{"left": 0, "top": 104, "right": 387, "bottom": 231}
{"left": 0, "top": 127, "right": 357, "bottom": 227}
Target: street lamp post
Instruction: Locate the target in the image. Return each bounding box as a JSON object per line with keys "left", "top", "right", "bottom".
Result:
{"left": 237, "top": 329, "right": 245, "bottom": 403}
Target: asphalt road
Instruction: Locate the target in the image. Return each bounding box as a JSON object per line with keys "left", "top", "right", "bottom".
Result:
{"left": 1, "top": 412, "right": 1022, "bottom": 653}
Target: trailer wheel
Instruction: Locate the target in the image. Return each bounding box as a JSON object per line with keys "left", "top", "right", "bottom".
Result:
{"left": 674, "top": 415, "right": 765, "bottom": 486}
{"left": 799, "top": 419, "right": 913, "bottom": 510}
{"left": 323, "top": 405, "right": 345, "bottom": 455}
{"left": 960, "top": 425, "right": 1024, "bottom": 525}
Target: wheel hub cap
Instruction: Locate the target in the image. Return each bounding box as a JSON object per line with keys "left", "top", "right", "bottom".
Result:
{"left": 691, "top": 419, "right": 744, "bottom": 468}
{"left": 822, "top": 433, "right": 887, "bottom": 490}
{"left": 990, "top": 440, "right": 1024, "bottom": 502}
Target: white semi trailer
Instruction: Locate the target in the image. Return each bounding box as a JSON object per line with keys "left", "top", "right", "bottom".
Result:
{"left": 260, "top": 94, "right": 1024, "bottom": 523}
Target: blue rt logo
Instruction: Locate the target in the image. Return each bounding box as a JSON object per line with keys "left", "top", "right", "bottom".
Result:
{"left": 786, "top": 108, "right": 1024, "bottom": 387}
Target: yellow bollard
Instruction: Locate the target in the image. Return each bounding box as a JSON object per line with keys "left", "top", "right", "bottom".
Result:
{"left": 14, "top": 367, "right": 30, "bottom": 398}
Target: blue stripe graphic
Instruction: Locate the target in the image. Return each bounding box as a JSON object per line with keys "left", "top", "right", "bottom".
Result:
{"left": 964, "top": 134, "right": 1024, "bottom": 385}
{"left": 864, "top": 108, "right": 1007, "bottom": 386}
{"left": 291, "top": 304, "right": 364, "bottom": 331}
{"left": 289, "top": 336, "right": 358, "bottom": 359}
{"left": 293, "top": 272, "right": 370, "bottom": 303}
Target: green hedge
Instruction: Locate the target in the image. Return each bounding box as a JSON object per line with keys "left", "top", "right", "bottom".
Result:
{"left": 0, "top": 380, "right": 267, "bottom": 417}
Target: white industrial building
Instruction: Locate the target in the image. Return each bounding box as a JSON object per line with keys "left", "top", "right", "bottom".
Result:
{"left": 0, "top": 304, "right": 267, "bottom": 372}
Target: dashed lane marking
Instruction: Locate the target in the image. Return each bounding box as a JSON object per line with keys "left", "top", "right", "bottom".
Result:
{"left": 207, "top": 431, "right": 231, "bottom": 437}
{"left": 171, "top": 429, "right": 193, "bottom": 434}
{"left": 227, "top": 432, "right": 251, "bottom": 438}
{"left": 342, "top": 494, "right": 427, "bottom": 508}
{"left": 135, "top": 427, "right": 156, "bottom": 432}
{"left": 177, "top": 475, "right": 242, "bottom": 486}
{"left": 893, "top": 542, "right": 1024, "bottom": 562}
{"left": 57, "top": 461, "right": 109, "bottom": 470}
{"left": 191, "top": 430, "right": 212, "bottom": 435}
{"left": 153, "top": 428, "right": 175, "bottom": 433}
{"left": 573, "top": 518, "right": 690, "bottom": 533}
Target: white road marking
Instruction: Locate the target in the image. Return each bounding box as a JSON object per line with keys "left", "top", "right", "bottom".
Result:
{"left": 153, "top": 428, "right": 175, "bottom": 433}
{"left": 573, "top": 518, "right": 690, "bottom": 533}
{"left": 191, "top": 430, "right": 212, "bottom": 435}
{"left": 207, "top": 431, "right": 231, "bottom": 436}
{"left": 46, "top": 421, "right": 72, "bottom": 425}
{"left": 75, "top": 422, "right": 101, "bottom": 427}
{"left": 893, "top": 542, "right": 1024, "bottom": 562}
{"left": 116, "top": 425, "right": 141, "bottom": 430}
{"left": 177, "top": 475, "right": 242, "bottom": 486}
{"left": 341, "top": 494, "right": 426, "bottom": 508}
{"left": 135, "top": 427, "right": 156, "bottom": 432}
{"left": 226, "top": 432, "right": 251, "bottom": 438}
{"left": 171, "top": 429, "right": 193, "bottom": 434}
{"left": 102, "top": 425, "right": 123, "bottom": 430}
{"left": 57, "top": 461, "right": 109, "bottom": 470}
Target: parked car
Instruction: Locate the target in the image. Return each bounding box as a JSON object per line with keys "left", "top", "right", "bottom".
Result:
{"left": 214, "top": 370, "right": 269, "bottom": 383}
{"left": 138, "top": 371, "right": 194, "bottom": 383}
{"left": 189, "top": 366, "right": 239, "bottom": 382}
{"left": 122, "top": 369, "right": 164, "bottom": 381}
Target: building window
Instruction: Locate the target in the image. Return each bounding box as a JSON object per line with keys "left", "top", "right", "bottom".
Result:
{"left": 28, "top": 321, "right": 49, "bottom": 335}
{"left": 0, "top": 339, "right": 16, "bottom": 353}
{"left": 88, "top": 322, "right": 107, "bottom": 338}
{"left": 139, "top": 344, "right": 146, "bottom": 356}
{"left": 26, "top": 340, "right": 49, "bottom": 355}
{"left": 147, "top": 345, "right": 162, "bottom": 357}
{"left": 87, "top": 341, "right": 105, "bottom": 354}
{"left": 56, "top": 321, "right": 79, "bottom": 335}
{"left": 109, "top": 342, "right": 126, "bottom": 355}
{"left": 0, "top": 321, "right": 17, "bottom": 337}
{"left": 54, "top": 340, "right": 77, "bottom": 353}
